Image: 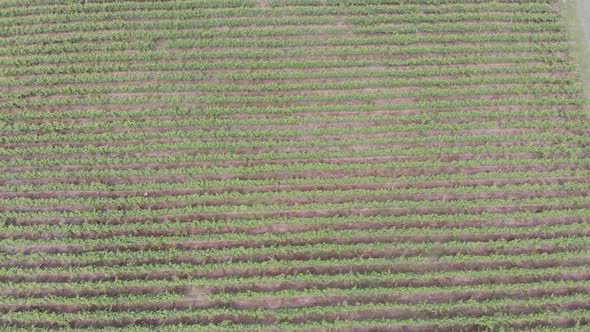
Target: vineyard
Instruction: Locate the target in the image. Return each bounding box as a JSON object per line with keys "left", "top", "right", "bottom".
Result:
{"left": 0, "top": 0, "right": 589, "bottom": 330}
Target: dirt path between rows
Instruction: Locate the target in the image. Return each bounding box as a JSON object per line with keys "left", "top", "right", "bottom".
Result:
{"left": 573, "top": 0, "right": 590, "bottom": 45}
{"left": 557, "top": 0, "right": 590, "bottom": 115}
{"left": 561, "top": 0, "right": 590, "bottom": 82}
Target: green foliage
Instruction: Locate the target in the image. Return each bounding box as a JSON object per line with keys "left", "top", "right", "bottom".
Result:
{"left": 0, "top": 0, "right": 588, "bottom": 329}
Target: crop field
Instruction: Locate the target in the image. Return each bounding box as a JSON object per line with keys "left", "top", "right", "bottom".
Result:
{"left": 0, "top": 0, "right": 589, "bottom": 330}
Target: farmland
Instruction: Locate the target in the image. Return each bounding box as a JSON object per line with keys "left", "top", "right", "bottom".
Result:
{"left": 0, "top": 0, "right": 589, "bottom": 330}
